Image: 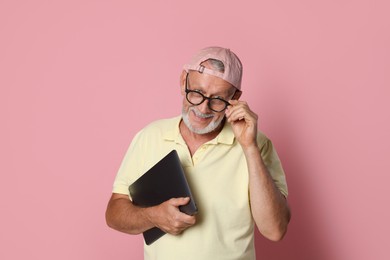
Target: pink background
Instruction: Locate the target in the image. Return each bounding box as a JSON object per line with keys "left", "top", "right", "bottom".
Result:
{"left": 1, "top": 1, "right": 389, "bottom": 259}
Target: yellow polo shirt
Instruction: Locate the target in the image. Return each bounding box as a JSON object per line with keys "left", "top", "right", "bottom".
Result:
{"left": 112, "top": 116, "right": 288, "bottom": 260}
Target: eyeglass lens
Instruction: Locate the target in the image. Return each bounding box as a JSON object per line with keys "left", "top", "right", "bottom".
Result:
{"left": 186, "top": 91, "right": 228, "bottom": 112}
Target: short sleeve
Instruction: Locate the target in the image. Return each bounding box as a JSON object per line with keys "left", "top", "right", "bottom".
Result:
{"left": 258, "top": 136, "right": 288, "bottom": 197}
{"left": 112, "top": 130, "right": 146, "bottom": 196}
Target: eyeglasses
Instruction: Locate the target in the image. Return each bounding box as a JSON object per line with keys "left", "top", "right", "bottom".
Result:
{"left": 185, "top": 73, "right": 234, "bottom": 112}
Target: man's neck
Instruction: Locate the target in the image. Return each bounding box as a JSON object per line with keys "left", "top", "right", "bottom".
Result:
{"left": 179, "top": 119, "right": 224, "bottom": 156}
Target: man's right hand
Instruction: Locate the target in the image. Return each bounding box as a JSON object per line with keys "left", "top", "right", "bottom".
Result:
{"left": 146, "top": 197, "right": 197, "bottom": 235}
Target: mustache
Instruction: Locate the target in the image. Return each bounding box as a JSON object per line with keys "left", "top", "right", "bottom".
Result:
{"left": 189, "top": 107, "right": 214, "bottom": 118}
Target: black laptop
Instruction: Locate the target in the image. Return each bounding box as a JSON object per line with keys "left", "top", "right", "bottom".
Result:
{"left": 128, "top": 150, "right": 198, "bottom": 245}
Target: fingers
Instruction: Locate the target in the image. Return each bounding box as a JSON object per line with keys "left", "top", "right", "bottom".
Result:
{"left": 167, "top": 213, "right": 196, "bottom": 235}
{"left": 225, "top": 100, "right": 257, "bottom": 123}
{"left": 169, "top": 197, "right": 190, "bottom": 207}
{"left": 168, "top": 197, "right": 196, "bottom": 226}
{"left": 225, "top": 100, "right": 259, "bottom": 148}
{"left": 153, "top": 198, "right": 196, "bottom": 235}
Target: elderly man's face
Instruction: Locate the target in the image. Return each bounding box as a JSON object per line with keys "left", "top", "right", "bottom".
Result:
{"left": 180, "top": 67, "right": 236, "bottom": 135}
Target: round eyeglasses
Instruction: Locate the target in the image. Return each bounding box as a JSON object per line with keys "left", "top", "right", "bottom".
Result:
{"left": 185, "top": 73, "right": 234, "bottom": 112}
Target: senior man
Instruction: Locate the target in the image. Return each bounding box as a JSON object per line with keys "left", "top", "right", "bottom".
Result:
{"left": 106, "top": 46, "right": 290, "bottom": 260}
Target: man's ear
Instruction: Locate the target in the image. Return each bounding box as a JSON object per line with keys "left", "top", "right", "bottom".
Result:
{"left": 180, "top": 70, "right": 187, "bottom": 96}
{"left": 232, "top": 90, "right": 242, "bottom": 100}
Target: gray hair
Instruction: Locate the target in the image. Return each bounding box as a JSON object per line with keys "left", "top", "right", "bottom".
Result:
{"left": 202, "top": 58, "right": 225, "bottom": 73}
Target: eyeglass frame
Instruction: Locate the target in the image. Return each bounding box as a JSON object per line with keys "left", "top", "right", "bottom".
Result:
{"left": 184, "top": 72, "right": 239, "bottom": 112}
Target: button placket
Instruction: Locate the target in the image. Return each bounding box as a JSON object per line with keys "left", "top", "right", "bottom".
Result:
{"left": 192, "top": 144, "right": 208, "bottom": 165}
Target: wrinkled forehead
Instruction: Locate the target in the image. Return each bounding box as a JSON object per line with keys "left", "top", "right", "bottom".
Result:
{"left": 186, "top": 69, "right": 236, "bottom": 95}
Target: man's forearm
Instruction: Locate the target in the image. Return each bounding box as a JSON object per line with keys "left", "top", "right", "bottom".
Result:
{"left": 244, "top": 144, "right": 290, "bottom": 241}
{"left": 105, "top": 195, "right": 154, "bottom": 235}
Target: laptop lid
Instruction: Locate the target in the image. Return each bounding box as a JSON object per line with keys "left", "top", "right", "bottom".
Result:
{"left": 128, "top": 150, "right": 197, "bottom": 245}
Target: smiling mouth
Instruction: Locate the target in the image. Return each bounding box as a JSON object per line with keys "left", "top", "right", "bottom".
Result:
{"left": 191, "top": 108, "right": 214, "bottom": 120}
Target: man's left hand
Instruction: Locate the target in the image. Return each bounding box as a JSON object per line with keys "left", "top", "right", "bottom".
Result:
{"left": 225, "top": 100, "right": 258, "bottom": 149}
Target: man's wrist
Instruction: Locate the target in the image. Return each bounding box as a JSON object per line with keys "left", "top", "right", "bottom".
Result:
{"left": 242, "top": 142, "right": 260, "bottom": 156}
{"left": 141, "top": 206, "right": 156, "bottom": 229}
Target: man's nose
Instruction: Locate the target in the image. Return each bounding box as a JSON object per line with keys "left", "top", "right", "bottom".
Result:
{"left": 197, "top": 99, "right": 212, "bottom": 114}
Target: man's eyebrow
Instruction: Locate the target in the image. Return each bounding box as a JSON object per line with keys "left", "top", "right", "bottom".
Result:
{"left": 191, "top": 86, "right": 229, "bottom": 97}
{"left": 188, "top": 79, "right": 231, "bottom": 97}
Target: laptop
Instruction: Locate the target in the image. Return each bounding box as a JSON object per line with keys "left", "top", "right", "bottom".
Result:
{"left": 128, "top": 150, "right": 198, "bottom": 245}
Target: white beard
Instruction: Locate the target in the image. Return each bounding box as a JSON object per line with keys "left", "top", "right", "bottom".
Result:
{"left": 182, "top": 106, "right": 225, "bottom": 135}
